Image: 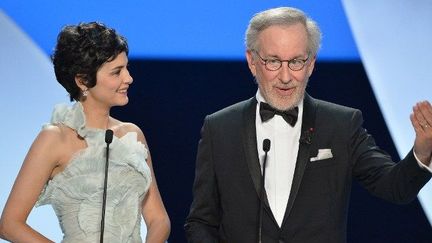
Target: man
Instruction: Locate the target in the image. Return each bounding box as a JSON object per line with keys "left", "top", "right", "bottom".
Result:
{"left": 184, "top": 7, "right": 432, "bottom": 243}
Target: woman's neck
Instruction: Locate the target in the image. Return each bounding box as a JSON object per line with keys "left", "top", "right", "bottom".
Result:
{"left": 79, "top": 100, "right": 111, "bottom": 130}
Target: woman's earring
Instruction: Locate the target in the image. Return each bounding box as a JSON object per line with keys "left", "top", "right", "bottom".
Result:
{"left": 82, "top": 88, "right": 89, "bottom": 97}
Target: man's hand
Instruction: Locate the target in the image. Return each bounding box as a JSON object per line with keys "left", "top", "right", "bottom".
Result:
{"left": 411, "top": 101, "right": 432, "bottom": 165}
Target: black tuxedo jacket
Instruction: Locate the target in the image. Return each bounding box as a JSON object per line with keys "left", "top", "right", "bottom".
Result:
{"left": 185, "top": 94, "right": 431, "bottom": 243}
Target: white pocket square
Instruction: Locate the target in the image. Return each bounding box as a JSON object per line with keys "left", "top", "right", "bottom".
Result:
{"left": 310, "top": 149, "right": 333, "bottom": 162}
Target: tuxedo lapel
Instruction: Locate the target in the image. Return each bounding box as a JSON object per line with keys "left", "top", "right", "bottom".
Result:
{"left": 241, "top": 97, "right": 275, "bottom": 220}
{"left": 281, "top": 94, "right": 317, "bottom": 226}
{"left": 242, "top": 97, "right": 262, "bottom": 199}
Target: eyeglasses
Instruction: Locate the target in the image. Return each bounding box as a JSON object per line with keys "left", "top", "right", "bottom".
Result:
{"left": 252, "top": 50, "right": 309, "bottom": 71}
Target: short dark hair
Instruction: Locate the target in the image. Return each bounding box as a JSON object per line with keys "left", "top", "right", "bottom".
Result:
{"left": 52, "top": 22, "right": 129, "bottom": 101}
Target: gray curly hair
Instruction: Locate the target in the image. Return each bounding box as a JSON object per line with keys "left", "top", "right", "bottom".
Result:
{"left": 245, "top": 7, "right": 322, "bottom": 56}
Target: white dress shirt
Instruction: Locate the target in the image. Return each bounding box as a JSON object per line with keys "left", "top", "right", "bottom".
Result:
{"left": 255, "top": 91, "right": 303, "bottom": 227}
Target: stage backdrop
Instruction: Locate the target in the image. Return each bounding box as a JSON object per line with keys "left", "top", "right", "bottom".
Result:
{"left": 1, "top": 1, "right": 431, "bottom": 242}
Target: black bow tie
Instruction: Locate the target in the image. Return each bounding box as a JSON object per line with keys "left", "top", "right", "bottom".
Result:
{"left": 259, "top": 102, "right": 298, "bottom": 126}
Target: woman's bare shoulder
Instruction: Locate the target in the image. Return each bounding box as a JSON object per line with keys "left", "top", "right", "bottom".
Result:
{"left": 111, "top": 118, "right": 145, "bottom": 141}
{"left": 39, "top": 124, "right": 66, "bottom": 143}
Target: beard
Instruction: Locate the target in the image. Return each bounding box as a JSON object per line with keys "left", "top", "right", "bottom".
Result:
{"left": 258, "top": 79, "right": 308, "bottom": 111}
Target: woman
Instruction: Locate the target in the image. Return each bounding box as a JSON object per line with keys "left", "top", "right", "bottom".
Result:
{"left": 0, "top": 22, "right": 170, "bottom": 242}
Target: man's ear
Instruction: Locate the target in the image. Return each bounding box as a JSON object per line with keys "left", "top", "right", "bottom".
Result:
{"left": 245, "top": 50, "right": 257, "bottom": 77}
{"left": 307, "top": 55, "right": 316, "bottom": 78}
